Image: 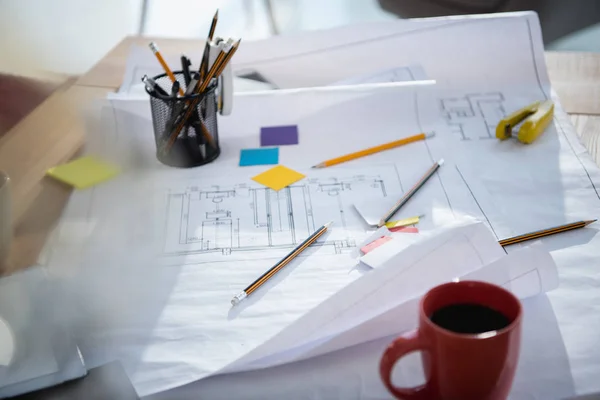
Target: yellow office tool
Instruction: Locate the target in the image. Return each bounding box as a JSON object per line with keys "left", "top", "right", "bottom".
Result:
{"left": 496, "top": 100, "right": 554, "bottom": 144}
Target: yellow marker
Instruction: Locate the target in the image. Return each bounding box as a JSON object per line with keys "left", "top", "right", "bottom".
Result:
{"left": 384, "top": 215, "right": 421, "bottom": 229}
{"left": 496, "top": 100, "right": 554, "bottom": 144}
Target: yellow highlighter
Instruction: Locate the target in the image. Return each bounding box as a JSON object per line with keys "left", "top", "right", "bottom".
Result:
{"left": 496, "top": 100, "right": 554, "bottom": 144}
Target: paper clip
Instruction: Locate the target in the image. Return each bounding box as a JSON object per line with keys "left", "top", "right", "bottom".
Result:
{"left": 496, "top": 100, "right": 554, "bottom": 144}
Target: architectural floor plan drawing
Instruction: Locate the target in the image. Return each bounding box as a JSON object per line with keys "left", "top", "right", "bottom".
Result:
{"left": 162, "top": 166, "right": 403, "bottom": 262}
{"left": 440, "top": 92, "right": 506, "bottom": 141}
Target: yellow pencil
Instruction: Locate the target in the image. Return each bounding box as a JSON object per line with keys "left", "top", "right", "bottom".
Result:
{"left": 149, "top": 42, "right": 185, "bottom": 97}
{"left": 311, "top": 132, "right": 435, "bottom": 168}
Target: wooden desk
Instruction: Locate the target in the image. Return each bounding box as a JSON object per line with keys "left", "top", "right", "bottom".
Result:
{"left": 1, "top": 36, "right": 600, "bottom": 274}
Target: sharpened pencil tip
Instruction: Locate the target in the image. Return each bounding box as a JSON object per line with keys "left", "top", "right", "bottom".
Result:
{"left": 312, "top": 163, "right": 324, "bottom": 169}
{"left": 425, "top": 132, "right": 436, "bottom": 139}
{"left": 324, "top": 221, "right": 334, "bottom": 228}
{"left": 214, "top": 9, "right": 219, "bottom": 18}
{"left": 585, "top": 219, "right": 597, "bottom": 226}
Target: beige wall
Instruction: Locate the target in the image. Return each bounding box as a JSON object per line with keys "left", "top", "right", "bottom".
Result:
{"left": 0, "top": 0, "right": 142, "bottom": 77}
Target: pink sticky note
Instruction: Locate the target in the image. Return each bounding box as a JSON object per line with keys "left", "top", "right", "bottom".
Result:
{"left": 361, "top": 236, "right": 393, "bottom": 254}
{"left": 389, "top": 226, "right": 419, "bottom": 233}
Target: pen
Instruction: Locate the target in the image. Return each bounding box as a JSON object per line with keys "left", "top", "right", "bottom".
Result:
{"left": 184, "top": 73, "right": 200, "bottom": 96}
{"left": 499, "top": 219, "right": 596, "bottom": 246}
{"left": 170, "top": 81, "right": 180, "bottom": 98}
{"left": 231, "top": 221, "right": 333, "bottom": 305}
{"left": 377, "top": 159, "right": 444, "bottom": 227}
{"left": 181, "top": 55, "right": 192, "bottom": 87}
{"left": 149, "top": 41, "right": 185, "bottom": 97}
{"left": 142, "top": 75, "right": 169, "bottom": 97}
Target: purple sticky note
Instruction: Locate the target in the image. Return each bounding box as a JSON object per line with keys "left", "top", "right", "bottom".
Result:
{"left": 260, "top": 125, "right": 299, "bottom": 146}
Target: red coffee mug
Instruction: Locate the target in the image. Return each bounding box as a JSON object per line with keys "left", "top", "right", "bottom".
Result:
{"left": 380, "top": 281, "right": 522, "bottom": 400}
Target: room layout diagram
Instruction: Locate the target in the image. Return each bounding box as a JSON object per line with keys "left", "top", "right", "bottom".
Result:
{"left": 440, "top": 92, "right": 506, "bottom": 141}
{"left": 159, "top": 157, "right": 508, "bottom": 264}
{"left": 162, "top": 166, "right": 403, "bottom": 262}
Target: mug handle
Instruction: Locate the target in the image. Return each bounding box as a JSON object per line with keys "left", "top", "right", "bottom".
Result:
{"left": 379, "top": 330, "right": 431, "bottom": 400}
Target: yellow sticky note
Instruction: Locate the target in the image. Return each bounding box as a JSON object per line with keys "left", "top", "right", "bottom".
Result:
{"left": 252, "top": 165, "right": 305, "bottom": 191}
{"left": 385, "top": 216, "right": 421, "bottom": 228}
{"left": 46, "top": 156, "right": 120, "bottom": 189}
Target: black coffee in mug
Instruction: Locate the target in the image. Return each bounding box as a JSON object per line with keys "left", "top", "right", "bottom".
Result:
{"left": 429, "top": 303, "right": 510, "bottom": 334}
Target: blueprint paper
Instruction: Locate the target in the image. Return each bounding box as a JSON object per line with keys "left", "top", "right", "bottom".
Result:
{"left": 154, "top": 247, "right": 572, "bottom": 400}
{"left": 58, "top": 88, "right": 589, "bottom": 396}
{"left": 66, "top": 91, "right": 596, "bottom": 396}
{"left": 42, "top": 12, "right": 600, "bottom": 398}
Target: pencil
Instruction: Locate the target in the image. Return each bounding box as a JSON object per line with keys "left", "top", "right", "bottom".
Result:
{"left": 377, "top": 159, "right": 444, "bottom": 227}
{"left": 200, "top": 9, "right": 219, "bottom": 82}
{"left": 208, "top": 9, "right": 218, "bottom": 41}
{"left": 499, "top": 219, "right": 596, "bottom": 246}
{"left": 231, "top": 221, "right": 333, "bottom": 306}
{"left": 312, "top": 132, "right": 435, "bottom": 169}
{"left": 163, "top": 39, "right": 240, "bottom": 153}
{"left": 148, "top": 42, "right": 185, "bottom": 97}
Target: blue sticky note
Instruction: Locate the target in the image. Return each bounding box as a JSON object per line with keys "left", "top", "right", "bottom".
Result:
{"left": 239, "top": 148, "right": 279, "bottom": 166}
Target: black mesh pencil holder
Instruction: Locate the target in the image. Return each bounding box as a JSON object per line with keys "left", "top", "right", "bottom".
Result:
{"left": 147, "top": 71, "right": 220, "bottom": 168}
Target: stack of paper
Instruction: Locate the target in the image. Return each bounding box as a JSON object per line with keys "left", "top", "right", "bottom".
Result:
{"left": 152, "top": 222, "right": 569, "bottom": 400}
{"left": 36, "top": 10, "right": 600, "bottom": 399}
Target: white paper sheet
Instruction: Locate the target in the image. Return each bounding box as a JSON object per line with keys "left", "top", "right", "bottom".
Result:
{"left": 149, "top": 294, "right": 576, "bottom": 400}
{"left": 152, "top": 244, "right": 572, "bottom": 400}
{"left": 303, "top": 246, "right": 558, "bottom": 367}
{"left": 232, "top": 12, "right": 549, "bottom": 92}
{"left": 330, "top": 64, "right": 429, "bottom": 86}
{"left": 221, "top": 221, "right": 505, "bottom": 373}
{"left": 0, "top": 268, "right": 86, "bottom": 398}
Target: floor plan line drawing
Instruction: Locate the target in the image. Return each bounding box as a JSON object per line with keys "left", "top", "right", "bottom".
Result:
{"left": 162, "top": 172, "right": 395, "bottom": 261}
{"left": 440, "top": 92, "right": 506, "bottom": 141}
{"left": 160, "top": 158, "right": 504, "bottom": 264}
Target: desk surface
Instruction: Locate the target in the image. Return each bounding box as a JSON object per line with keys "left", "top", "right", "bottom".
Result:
{"left": 1, "top": 35, "right": 600, "bottom": 274}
